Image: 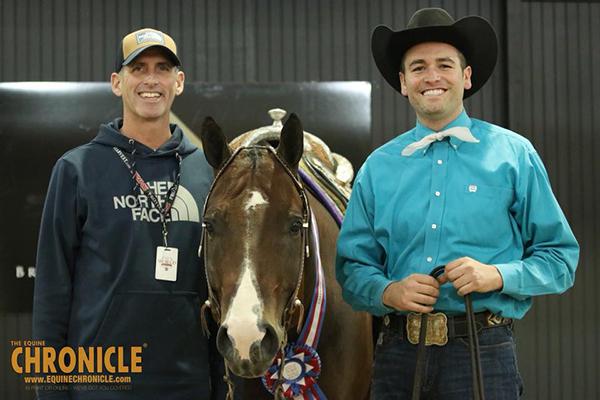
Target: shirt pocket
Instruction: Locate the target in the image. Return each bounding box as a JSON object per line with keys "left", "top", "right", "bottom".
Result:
{"left": 458, "top": 185, "right": 515, "bottom": 247}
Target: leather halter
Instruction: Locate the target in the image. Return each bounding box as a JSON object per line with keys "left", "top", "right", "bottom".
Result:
{"left": 198, "top": 145, "right": 311, "bottom": 335}
{"left": 412, "top": 266, "right": 485, "bottom": 400}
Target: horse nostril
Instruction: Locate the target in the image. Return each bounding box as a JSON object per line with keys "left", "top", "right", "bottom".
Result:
{"left": 216, "top": 325, "right": 233, "bottom": 358}
{"left": 259, "top": 324, "right": 281, "bottom": 358}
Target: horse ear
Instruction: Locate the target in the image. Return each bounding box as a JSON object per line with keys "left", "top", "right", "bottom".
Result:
{"left": 276, "top": 113, "right": 304, "bottom": 169}
{"left": 201, "top": 116, "right": 232, "bottom": 170}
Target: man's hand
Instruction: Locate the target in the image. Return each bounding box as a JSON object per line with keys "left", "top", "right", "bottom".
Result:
{"left": 437, "top": 257, "right": 504, "bottom": 296}
{"left": 382, "top": 274, "right": 440, "bottom": 313}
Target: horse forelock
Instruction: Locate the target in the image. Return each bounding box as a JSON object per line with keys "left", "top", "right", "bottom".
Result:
{"left": 212, "top": 148, "right": 298, "bottom": 202}
{"left": 246, "top": 147, "right": 264, "bottom": 170}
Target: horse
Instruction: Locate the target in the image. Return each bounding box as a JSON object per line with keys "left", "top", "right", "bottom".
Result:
{"left": 199, "top": 113, "right": 373, "bottom": 399}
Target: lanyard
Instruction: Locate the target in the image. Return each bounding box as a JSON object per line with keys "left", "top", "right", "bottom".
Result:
{"left": 113, "top": 145, "right": 182, "bottom": 247}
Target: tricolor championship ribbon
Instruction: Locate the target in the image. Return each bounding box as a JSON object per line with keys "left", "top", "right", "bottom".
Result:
{"left": 262, "top": 343, "right": 324, "bottom": 399}
{"left": 262, "top": 209, "right": 328, "bottom": 399}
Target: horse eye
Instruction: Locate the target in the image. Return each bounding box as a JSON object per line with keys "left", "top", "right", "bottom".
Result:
{"left": 203, "top": 220, "right": 215, "bottom": 235}
{"left": 290, "top": 220, "right": 303, "bottom": 234}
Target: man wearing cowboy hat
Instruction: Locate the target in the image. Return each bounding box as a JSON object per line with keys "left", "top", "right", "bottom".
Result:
{"left": 336, "top": 8, "right": 578, "bottom": 399}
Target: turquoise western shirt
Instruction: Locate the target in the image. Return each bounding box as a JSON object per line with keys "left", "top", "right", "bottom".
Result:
{"left": 335, "top": 110, "right": 579, "bottom": 319}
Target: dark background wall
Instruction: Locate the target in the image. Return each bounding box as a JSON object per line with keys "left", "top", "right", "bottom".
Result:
{"left": 1, "top": 0, "right": 598, "bottom": 399}
{"left": 506, "top": 0, "right": 600, "bottom": 398}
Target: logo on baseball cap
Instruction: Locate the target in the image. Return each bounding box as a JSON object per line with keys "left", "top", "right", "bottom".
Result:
{"left": 115, "top": 28, "right": 181, "bottom": 72}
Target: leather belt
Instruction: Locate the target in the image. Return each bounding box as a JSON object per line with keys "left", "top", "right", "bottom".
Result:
{"left": 383, "top": 311, "right": 512, "bottom": 342}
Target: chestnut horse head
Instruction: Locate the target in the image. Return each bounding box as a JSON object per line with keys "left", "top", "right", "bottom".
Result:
{"left": 200, "top": 114, "right": 308, "bottom": 378}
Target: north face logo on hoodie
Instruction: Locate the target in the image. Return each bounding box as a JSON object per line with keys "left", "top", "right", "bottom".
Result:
{"left": 112, "top": 181, "right": 200, "bottom": 223}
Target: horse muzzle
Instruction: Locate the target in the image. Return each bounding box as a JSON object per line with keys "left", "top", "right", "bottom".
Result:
{"left": 216, "top": 320, "right": 283, "bottom": 378}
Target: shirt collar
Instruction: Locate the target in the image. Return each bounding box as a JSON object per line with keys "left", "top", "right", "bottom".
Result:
{"left": 413, "top": 110, "right": 473, "bottom": 154}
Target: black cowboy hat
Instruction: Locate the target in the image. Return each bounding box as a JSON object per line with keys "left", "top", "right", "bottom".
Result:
{"left": 371, "top": 8, "right": 498, "bottom": 99}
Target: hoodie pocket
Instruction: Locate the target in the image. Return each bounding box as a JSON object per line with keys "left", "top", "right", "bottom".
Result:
{"left": 92, "top": 291, "right": 208, "bottom": 380}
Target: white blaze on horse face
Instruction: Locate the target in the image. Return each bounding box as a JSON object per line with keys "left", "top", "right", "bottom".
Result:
{"left": 223, "top": 190, "right": 268, "bottom": 360}
{"left": 223, "top": 264, "right": 265, "bottom": 360}
{"left": 245, "top": 190, "right": 268, "bottom": 211}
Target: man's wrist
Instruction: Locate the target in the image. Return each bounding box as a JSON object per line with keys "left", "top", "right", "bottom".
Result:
{"left": 382, "top": 282, "right": 395, "bottom": 308}
{"left": 491, "top": 265, "right": 504, "bottom": 291}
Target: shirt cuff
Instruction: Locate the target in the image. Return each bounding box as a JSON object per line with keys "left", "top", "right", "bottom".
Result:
{"left": 373, "top": 278, "right": 397, "bottom": 316}
{"left": 493, "top": 261, "right": 521, "bottom": 296}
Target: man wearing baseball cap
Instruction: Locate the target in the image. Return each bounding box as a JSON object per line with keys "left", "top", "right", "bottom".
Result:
{"left": 336, "top": 8, "right": 578, "bottom": 399}
{"left": 33, "top": 28, "right": 226, "bottom": 399}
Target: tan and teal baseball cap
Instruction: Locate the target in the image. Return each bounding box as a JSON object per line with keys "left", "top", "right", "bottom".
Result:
{"left": 115, "top": 28, "right": 181, "bottom": 72}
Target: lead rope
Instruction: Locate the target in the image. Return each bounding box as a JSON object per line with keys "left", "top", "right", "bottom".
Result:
{"left": 412, "top": 266, "right": 485, "bottom": 400}
{"left": 273, "top": 336, "right": 288, "bottom": 400}
{"left": 465, "top": 292, "right": 485, "bottom": 399}
{"left": 223, "top": 360, "right": 236, "bottom": 400}
{"left": 200, "top": 299, "right": 213, "bottom": 338}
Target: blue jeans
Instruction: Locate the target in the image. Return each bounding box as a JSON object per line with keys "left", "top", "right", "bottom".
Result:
{"left": 371, "top": 323, "right": 523, "bottom": 399}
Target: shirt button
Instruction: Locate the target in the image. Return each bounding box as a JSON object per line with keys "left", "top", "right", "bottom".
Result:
{"left": 437, "top": 160, "right": 443, "bottom": 165}
{"left": 426, "top": 257, "right": 433, "bottom": 263}
{"left": 431, "top": 224, "right": 437, "bottom": 229}
{"left": 435, "top": 191, "right": 441, "bottom": 196}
